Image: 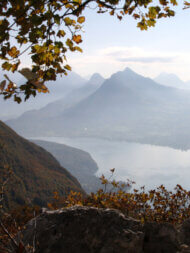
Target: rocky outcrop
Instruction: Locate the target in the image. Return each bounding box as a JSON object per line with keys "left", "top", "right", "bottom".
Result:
{"left": 179, "top": 219, "right": 190, "bottom": 248}
{"left": 143, "top": 222, "right": 180, "bottom": 253}
{"left": 18, "top": 206, "right": 190, "bottom": 253}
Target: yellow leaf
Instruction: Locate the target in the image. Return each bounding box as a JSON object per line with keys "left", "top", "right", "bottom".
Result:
{"left": 57, "top": 30, "right": 66, "bottom": 37}
{"left": 64, "top": 17, "right": 74, "bottom": 26}
{"left": 64, "top": 64, "right": 72, "bottom": 71}
{"left": 77, "top": 16, "right": 85, "bottom": 24}
{"left": 74, "top": 46, "right": 83, "bottom": 53}
{"left": 110, "top": 10, "right": 114, "bottom": 15}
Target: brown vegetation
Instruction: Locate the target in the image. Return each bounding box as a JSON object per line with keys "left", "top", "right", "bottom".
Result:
{"left": 0, "top": 120, "right": 84, "bottom": 210}
{"left": 1, "top": 170, "right": 190, "bottom": 252}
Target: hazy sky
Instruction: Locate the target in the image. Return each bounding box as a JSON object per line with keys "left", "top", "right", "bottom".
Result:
{"left": 14, "top": 2, "right": 190, "bottom": 81}
{"left": 66, "top": 3, "right": 190, "bottom": 81}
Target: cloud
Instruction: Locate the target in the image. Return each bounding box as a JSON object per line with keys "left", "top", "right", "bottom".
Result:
{"left": 100, "top": 46, "right": 177, "bottom": 64}
{"left": 69, "top": 46, "right": 190, "bottom": 81}
{"left": 117, "top": 56, "right": 175, "bottom": 63}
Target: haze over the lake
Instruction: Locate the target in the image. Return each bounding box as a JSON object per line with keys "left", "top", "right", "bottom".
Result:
{"left": 31, "top": 136, "right": 190, "bottom": 190}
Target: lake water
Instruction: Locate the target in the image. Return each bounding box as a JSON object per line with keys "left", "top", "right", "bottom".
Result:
{"left": 31, "top": 137, "right": 190, "bottom": 190}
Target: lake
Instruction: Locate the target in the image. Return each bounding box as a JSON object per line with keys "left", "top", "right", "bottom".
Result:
{"left": 31, "top": 137, "right": 190, "bottom": 190}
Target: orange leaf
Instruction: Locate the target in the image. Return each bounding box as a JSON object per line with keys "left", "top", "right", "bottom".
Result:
{"left": 73, "top": 35, "right": 82, "bottom": 44}
{"left": 77, "top": 16, "right": 85, "bottom": 24}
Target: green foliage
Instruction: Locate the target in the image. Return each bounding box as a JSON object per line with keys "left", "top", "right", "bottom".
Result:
{"left": 0, "top": 0, "right": 182, "bottom": 101}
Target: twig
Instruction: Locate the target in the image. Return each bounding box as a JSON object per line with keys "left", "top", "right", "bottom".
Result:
{"left": 32, "top": 210, "right": 37, "bottom": 253}
{"left": 0, "top": 220, "right": 19, "bottom": 249}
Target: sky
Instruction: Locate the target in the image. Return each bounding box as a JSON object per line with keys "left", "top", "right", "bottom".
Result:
{"left": 7, "top": 2, "right": 190, "bottom": 82}
{"left": 65, "top": 2, "right": 190, "bottom": 81}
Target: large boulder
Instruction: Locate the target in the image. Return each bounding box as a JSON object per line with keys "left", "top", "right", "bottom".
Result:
{"left": 17, "top": 206, "right": 190, "bottom": 253}
{"left": 20, "top": 206, "right": 144, "bottom": 253}
{"left": 178, "top": 218, "right": 190, "bottom": 252}
{"left": 143, "top": 222, "right": 180, "bottom": 253}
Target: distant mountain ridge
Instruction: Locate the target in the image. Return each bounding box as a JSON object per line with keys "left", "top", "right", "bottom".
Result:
{"left": 7, "top": 68, "right": 190, "bottom": 149}
{"left": 154, "top": 72, "right": 190, "bottom": 90}
{"left": 0, "top": 121, "right": 84, "bottom": 210}
{"left": 6, "top": 73, "right": 104, "bottom": 136}
{"left": 0, "top": 71, "right": 86, "bottom": 120}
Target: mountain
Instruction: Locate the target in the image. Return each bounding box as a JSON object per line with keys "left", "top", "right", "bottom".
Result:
{"left": 0, "top": 71, "right": 86, "bottom": 120}
{"left": 32, "top": 140, "right": 101, "bottom": 193}
{"left": 154, "top": 72, "right": 190, "bottom": 90}
{"left": 6, "top": 73, "right": 104, "bottom": 136}
{"left": 88, "top": 73, "right": 105, "bottom": 86}
{"left": 0, "top": 121, "right": 84, "bottom": 210}
{"left": 7, "top": 67, "right": 190, "bottom": 149}
{"left": 38, "top": 72, "right": 104, "bottom": 117}
{"left": 46, "top": 71, "right": 87, "bottom": 95}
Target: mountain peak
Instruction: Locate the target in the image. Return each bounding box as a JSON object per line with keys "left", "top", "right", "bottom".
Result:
{"left": 156, "top": 72, "right": 181, "bottom": 80}
{"left": 123, "top": 67, "right": 136, "bottom": 74}
{"left": 154, "top": 72, "right": 189, "bottom": 89}
{"left": 89, "top": 73, "right": 105, "bottom": 86}
{"left": 110, "top": 67, "right": 140, "bottom": 82}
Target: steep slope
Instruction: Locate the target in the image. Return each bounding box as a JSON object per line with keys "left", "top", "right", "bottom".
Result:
{"left": 33, "top": 140, "right": 101, "bottom": 193}
{"left": 0, "top": 121, "right": 84, "bottom": 210}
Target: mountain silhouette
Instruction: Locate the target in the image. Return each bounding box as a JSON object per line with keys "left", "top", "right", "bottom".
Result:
{"left": 155, "top": 72, "right": 190, "bottom": 90}
{"left": 7, "top": 68, "right": 190, "bottom": 149}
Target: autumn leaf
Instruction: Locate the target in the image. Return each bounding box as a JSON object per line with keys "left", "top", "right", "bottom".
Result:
{"left": 8, "top": 46, "right": 20, "bottom": 58}
{"left": 64, "top": 17, "right": 74, "bottom": 26}
{"left": 77, "top": 16, "right": 85, "bottom": 24}
{"left": 110, "top": 10, "right": 114, "bottom": 15}
{"left": 0, "top": 80, "right": 6, "bottom": 91}
{"left": 19, "top": 68, "right": 38, "bottom": 80}
{"left": 2, "top": 62, "right": 12, "bottom": 71}
{"left": 14, "top": 95, "right": 22, "bottom": 104}
{"left": 74, "top": 46, "right": 83, "bottom": 53}
{"left": 73, "top": 35, "right": 82, "bottom": 44}
{"left": 0, "top": 0, "right": 180, "bottom": 102}
{"left": 64, "top": 64, "right": 72, "bottom": 71}
{"left": 57, "top": 30, "right": 66, "bottom": 37}
{"left": 133, "top": 13, "right": 140, "bottom": 19}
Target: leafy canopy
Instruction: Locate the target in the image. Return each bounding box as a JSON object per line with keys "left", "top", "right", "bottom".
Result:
{"left": 0, "top": 0, "right": 187, "bottom": 102}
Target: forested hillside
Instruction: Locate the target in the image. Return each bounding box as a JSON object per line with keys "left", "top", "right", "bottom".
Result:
{"left": 0, "top": 121, "right": 84, "bottom": 210}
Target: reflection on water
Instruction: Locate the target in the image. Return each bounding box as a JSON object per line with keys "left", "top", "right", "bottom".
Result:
{"left": 31, "top": 137, "right": 190, "bottom": 190}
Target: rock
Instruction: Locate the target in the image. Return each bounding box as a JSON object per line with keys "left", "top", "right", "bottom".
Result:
{"left": 18, "top": 206, "right": 190, "bottom": 253}
{"left": 179, "top": 218, "right": 190, "bottom": 246}
{"left": 180, "top": 244, "right": 190, "bottom": 253}
{"left": 20, "top": 206, "right": 144, "bottom": 253}
{"left": 143, "top": 222, "right": 180, "bottom": 253}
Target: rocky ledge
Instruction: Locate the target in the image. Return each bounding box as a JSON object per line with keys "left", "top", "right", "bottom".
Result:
{"left": 17, "top": 206, "right": 190, "bottom": 253}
